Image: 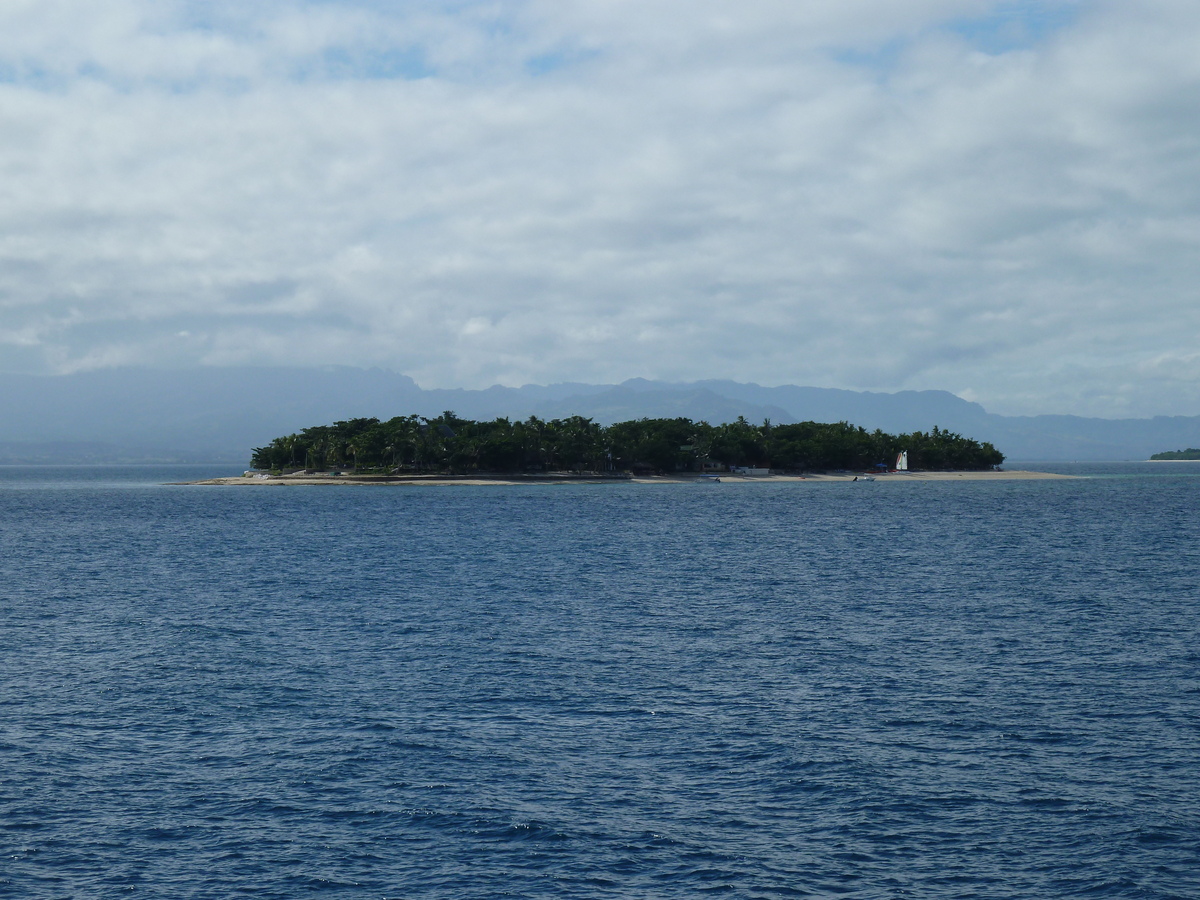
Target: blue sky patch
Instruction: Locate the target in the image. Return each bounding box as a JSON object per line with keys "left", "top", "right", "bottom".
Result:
{"left": 947, "top": 1, "right": 1080, "bottom": 54}
{"left": 525, "top": 48, "right": 599, "bottom": 78}
{"left": 834, "top": 1, "right": 1080, "bottom": 76}
{"left": 313, "top": 46, "right": 433, "bottom": 81}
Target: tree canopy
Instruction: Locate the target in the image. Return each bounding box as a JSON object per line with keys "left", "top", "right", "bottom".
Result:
{"left": 1149, "top": 448, "right": 1200, "bottom": 460}
{"left": 250, "top": 413, "right": 1004, "bottom": 474}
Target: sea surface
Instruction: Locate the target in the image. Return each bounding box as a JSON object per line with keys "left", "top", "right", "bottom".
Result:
{"left": 2, "top": 463, "right": 1198, "bottom": 898}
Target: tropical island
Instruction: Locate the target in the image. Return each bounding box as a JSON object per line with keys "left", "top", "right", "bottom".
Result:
{"left": 1149, "top": 448, "right": 1200, "bottom": 460}
{"left": 241, "top": 413, "right": 1005, "bottom": 477}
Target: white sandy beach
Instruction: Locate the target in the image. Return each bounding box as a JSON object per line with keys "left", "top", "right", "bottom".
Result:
{"left": 637, "top": 470, "right": 1068, "bottom": 483}
{"left": 181, "top": 469, "right": 1070, "bottom": 486}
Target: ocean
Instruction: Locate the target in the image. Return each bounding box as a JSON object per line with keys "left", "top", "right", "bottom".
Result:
{"left": 2, "top": 463, "right": 1198, "bottom": 898}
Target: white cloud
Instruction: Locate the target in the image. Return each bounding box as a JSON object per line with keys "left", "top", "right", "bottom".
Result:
{"left": 0, "top": 0, "right": 1198, "bottom": 416}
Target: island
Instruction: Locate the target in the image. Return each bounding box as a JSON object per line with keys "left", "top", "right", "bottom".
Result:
{"left": 242, "top": 413, "right": 1002, "bottom": 474}
{"left": 1150, "top": 448, "right": 1200, "bottom": 460}
{"left": 175, "top": 413, "right": 1075, "bottom": 486}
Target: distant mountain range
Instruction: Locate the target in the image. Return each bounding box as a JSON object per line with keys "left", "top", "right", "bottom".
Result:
{"left": 1, "top": 367, "right": 1198, "bottom": 463}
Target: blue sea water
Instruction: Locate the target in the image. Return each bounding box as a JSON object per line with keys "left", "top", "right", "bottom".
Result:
{"left": 1, "top": 463, "right": 1198, "bottom": 898}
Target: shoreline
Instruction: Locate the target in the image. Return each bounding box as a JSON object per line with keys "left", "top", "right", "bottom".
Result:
{"left": 178, "top": 469, "right": 1072, "bottom": 486}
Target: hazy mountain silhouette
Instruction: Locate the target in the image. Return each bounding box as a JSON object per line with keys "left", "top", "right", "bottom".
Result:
{"left": 0, "top": 367, "right": 1197, "bottom": 462}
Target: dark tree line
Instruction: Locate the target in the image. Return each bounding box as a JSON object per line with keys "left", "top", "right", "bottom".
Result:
{"left": 251, "top": 413, "right": 1004, "bottom": 473}
{"left": 1149, "top": 448, "right": 1200, "bottom": 460}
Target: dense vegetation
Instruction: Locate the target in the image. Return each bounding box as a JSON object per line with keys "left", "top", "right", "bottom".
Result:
{"left": 251, "top": 413, "right": 1004, "bottom": 474}
{"left": 1150, "top": 448, "right": 1200, "bottom": 460}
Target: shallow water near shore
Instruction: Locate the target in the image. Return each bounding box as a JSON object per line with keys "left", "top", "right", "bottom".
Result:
{"left": 2, "top": 462, "right": 1198, "bottom": 897}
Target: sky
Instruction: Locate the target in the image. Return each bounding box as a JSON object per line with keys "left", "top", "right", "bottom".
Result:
{"left": 1, "top": 0, "right": 1198, "bottom": 417}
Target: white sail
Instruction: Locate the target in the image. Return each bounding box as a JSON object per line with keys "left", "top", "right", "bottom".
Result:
{"left": 896, "top": 451, "right": 908, "bottom": 471}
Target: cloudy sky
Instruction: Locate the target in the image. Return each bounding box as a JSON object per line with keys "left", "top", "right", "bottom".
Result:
{"left": 1, "top": 0, "right": 1198, "bottom": 416}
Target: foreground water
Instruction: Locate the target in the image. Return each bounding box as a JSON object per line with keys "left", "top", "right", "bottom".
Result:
{"left": 2, "top": 464, "right": 1198, "bottom": 898}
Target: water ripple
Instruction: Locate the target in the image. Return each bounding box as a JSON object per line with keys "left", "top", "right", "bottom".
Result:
{"left": 1, "top": 466, "right": 1198, "bottom": 897}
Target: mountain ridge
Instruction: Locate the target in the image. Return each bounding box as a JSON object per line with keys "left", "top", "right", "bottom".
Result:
{"left": 0, "top": 367, "right": 1196, "bottom": 463}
